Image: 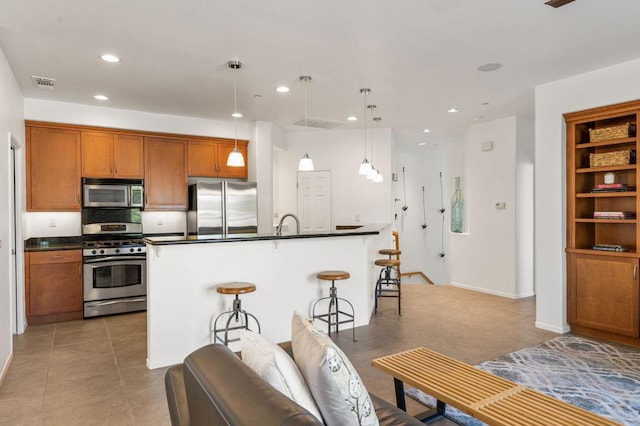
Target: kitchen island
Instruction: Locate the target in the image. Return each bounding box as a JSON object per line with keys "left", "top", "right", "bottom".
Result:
{"left": 144, "top": 224, "right": 391, "bottom": 369}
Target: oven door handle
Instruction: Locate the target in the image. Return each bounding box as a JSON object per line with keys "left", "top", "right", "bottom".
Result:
{"left": 84, "top": 256, "right": 145, "bottom": 263}
{"left": 85, "top": 298, "right": 147, "bottom": 307}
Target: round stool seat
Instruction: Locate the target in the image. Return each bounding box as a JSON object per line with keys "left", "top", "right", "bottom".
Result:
{"left": 375, "top": 259, "right": 401, "bottom": 267}
{"left": 317, "top": 270, "right": 350, "bottom": 281}
{"left": 216, "top": 282, "right": 257, "bottom": 295}
{"left": 379, "top": 249, "right": 401, "bottom": 256}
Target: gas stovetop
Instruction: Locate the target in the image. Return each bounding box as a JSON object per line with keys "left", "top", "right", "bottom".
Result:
{"left": 82, "top": 238, "right": 146, "bottom": 257}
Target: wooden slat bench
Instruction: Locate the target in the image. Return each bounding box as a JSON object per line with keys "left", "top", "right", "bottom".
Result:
{"left": 372, "top": 347, "right": 621, "bottom": 426}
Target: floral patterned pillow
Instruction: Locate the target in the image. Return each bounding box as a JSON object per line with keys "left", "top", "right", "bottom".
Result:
{"left": 291, "top": 312, "right": 379, "bottom": 426}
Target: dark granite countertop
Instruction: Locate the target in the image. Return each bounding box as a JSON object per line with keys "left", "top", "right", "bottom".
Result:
{"left": 24, "top": 236, "right": 83, "bottom": 252}
{"left": 144, "top": 224, "right": 385, "bottom": 246}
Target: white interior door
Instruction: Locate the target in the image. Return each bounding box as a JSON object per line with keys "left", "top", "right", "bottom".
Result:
{"left": 297, "top": 171, "right": 331, "bottom": 232}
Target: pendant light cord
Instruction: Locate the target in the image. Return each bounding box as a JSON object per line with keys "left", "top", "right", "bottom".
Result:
{"left": 363, "top": 91, "right": 367, "bottom": 158}
{"left": 233, "top": 77, "right": 238, "bottom": 149}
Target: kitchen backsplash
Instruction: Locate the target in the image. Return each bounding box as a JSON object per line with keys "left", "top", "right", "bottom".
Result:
{"left": 24, "top": 211, "right": 186, "bottom": 239}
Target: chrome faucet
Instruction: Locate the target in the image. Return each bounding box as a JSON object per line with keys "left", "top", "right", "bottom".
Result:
{"left": 276, "top": 213, "right": 300, "bottom": 236}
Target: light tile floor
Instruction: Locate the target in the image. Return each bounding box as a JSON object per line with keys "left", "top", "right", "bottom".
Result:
{"left": 0, "top": 285, "right": 558, "bottom": 425}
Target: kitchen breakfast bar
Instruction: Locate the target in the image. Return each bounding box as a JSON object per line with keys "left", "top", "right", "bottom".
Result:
{"left": 144, "top": 225, "right": 390, "bottom": 369}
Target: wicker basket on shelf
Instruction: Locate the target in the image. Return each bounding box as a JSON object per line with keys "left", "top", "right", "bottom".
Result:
{"left": 589, "top": 123, "right": 635, "bottom": 143}
{"left": 589, "top": 149, "right": 634, "bottom": 168}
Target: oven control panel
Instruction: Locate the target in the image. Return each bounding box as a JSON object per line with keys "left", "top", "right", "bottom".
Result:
{"left": 83, "top": 246, "right": 146, "bottom": 257}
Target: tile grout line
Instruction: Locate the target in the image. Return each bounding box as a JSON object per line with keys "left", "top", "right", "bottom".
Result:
{"left": 105, "top": 317, "right": 136, "bottom": 425}
{"left": 39, "top": 323, "right": 57, "bottom": 425}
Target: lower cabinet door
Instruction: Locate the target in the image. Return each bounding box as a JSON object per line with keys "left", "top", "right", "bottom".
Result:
{"left": 567, "top": 253, "right": 639, "bottom": 337}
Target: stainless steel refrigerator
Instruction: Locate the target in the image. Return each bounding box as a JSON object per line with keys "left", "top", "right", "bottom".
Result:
{"left": 187, "top": 181, "right": 258, "bottom": 237}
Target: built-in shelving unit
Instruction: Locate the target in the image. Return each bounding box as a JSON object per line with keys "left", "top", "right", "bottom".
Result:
{"left": 565, "top": 99, "right": 640, "bottom": 347}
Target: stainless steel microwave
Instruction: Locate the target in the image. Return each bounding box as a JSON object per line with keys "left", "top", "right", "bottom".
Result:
{"left": 82, "top": 178, "right": 144, "bottom": 208}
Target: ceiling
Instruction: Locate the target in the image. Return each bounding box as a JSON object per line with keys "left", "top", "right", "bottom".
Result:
{"left": 1, "top": 0, "right": 640, "bottom": 145}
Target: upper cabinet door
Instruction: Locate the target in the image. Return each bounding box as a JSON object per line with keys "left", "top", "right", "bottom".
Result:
{"left": 187, "top": 140, "right": 218, "bottom": 177}
{"left": 82, "top": 131, "right": 114, "bottom": 177}
{"left": 144, "top": 136, "right": 187, "bottom": 210}
{"left": 27, "top": 126, "right": 81, "bottom": 211}
{"left": 217, "top": 141, "right": 248, "bottom": 179}
{"left": 82, "top": 131, "right": 144, "bottom": 178}
{"left": 113, "top": 134, "right": 144, "bottom": 178}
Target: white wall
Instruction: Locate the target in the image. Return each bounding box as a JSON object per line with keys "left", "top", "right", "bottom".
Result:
{"left": 449, "top": 116, "right": 534, "bottom": 298}
{"left": 535, "top": 57, "right": 640, "bottom": 333}
{"left": 393, "top": 144, "right": 448, "bottom": 284}
{"left": 273, "top": 127, "right": 393, "bottom": 227}
{"left": 0, "top": 46, "right": 24, "bottom": 381}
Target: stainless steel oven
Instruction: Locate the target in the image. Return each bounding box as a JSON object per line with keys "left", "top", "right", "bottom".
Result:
{"left": 82, "top": 199, "right": 147, "bottom": 318}
{"left": 83, "top": 243, "right": 146, "bottom": 318}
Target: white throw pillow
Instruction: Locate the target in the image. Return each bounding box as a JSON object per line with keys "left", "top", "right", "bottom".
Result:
{"left": 239, "top": 330, "right": 324, "bottom": 422}
{"left": 291, "top": 312, "right": 379, "bottom": 426}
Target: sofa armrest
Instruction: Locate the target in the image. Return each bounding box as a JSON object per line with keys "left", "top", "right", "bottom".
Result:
{"left": 183, "top": 344, "right": 322, "bottom": 426}
{"left": 165, "top": 365, "right": 191, "bottom": 426}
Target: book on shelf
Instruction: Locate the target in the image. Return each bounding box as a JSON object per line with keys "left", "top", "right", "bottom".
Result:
{"left": 592, "top": 244, "right": 628, "bottom": 252}
{"left": 595, "top": 183, "right": 630, "bottom": 189}
{"left": 593, "top": 211, "right": 636, "bottom": 219}
{"left": 591, "top": 183, "right": 636, "bottom": 193}
{"left": 591, "top": 187, "right": 636, "bottom": 193}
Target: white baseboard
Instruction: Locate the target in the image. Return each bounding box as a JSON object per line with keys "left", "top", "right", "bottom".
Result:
{"left": 449, "top": 281, "right": 534, "bottom": 299}
{"left": 535, "top": 321, "right": 570, "bottom": 334}
{"left": 0, "top": 352, "right": 13, "bottom": 385}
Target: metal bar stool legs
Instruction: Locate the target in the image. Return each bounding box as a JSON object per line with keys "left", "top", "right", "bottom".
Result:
{"left": 374, "top": 257, "right": 402, "bottom": 315}
{"left": 312, "top": 270, "right": 356, "bottom": 342}
{"left": 212, "top": 282, "right": 261, "bottom": 345}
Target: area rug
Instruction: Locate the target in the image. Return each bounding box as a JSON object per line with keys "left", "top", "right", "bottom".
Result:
{"left": 406, "top": 335, "right": 640, "bottom": 425}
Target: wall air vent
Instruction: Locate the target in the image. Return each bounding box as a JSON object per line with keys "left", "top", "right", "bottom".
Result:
{"left": 292, "top": 117, "right": 344, "bottom": 129}
{"left": 31, "top": 75, "right": 56, "bottom": 90}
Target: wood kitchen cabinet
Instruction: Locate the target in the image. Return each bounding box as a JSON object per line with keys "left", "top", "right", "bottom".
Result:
{"left": 187, "top": 139, "right": 248, "bottom": 179}
{"left": 82, "top": 131, "right": 143, "bottom": 178}
{"left": 26, "top": 125, "right": 82, "bottom": 211}
{"left": 144, "top": 136, "right": 187, "bottom": 210}
{"left": 565, "top": 99, "right": 640, "bottom": 346}
{"left": 26, "top": 250, "right": 83, "bottom": 325}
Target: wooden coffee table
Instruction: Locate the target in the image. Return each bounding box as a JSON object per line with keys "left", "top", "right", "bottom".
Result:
{"left": 372, "top": 347, "right": 620, "bottom": 425}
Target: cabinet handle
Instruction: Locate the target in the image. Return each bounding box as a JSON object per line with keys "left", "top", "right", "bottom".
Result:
{"left": 49, "top": 255, "right": 64, "bottom": 260}
{"left": 79, "top": 264, "right": 82, "bottom": 278}
{"left": 634, "top": 265, "right": 638, "bottom": 280}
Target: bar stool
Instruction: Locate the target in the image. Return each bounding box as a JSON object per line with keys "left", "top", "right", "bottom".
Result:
{"left": 312, "top": 270, "right": 356, "bottom": 341}
{"left": 374, "top": 252, "right": 402, "bottom": 315}
{"left": 212, "top": 282, "right": 261, "bottom": 345}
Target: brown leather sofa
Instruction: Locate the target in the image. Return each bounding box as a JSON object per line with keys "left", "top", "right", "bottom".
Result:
{"left": 165, "top": 343, "right": 424, "bottom": 426}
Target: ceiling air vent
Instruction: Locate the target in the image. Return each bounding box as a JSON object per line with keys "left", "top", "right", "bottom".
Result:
{"left": 292, "top": 117, "right": 344, "bottom": 129}
{"left": 31, "top": 75, "right": 56, "bottom": 90}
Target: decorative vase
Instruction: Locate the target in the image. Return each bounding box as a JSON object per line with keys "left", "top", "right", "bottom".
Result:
{"left": 451, "top": 177, "right": 465, "bottom": 233}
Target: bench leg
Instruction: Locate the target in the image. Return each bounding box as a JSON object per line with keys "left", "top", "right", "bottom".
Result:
{"left": 393, "top": 378, "right": 406, "bottom": 411}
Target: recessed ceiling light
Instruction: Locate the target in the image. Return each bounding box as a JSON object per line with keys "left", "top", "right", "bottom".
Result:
{"left": 276, "top": 86, "right": 290, "bottom": 93}
{"left": 347, "top": 115, "right": 358, "bottom": 121}
{"left": 447, "top": 107, "right": 460, "bottom": 113}
{"left": 474, "top": 116, "right": 484, "bottom": 121}
{"left": 481, "top": 102, "right": 490, "bottom": 106}
{"left": 253, "top": 94, "right": 262, "bottom": 99}
{"left": 94, "top": 94, "right": 109, "bottom": 100}
{"left": 422, "top": 128, "right": 431, "bottom": 133}
{"left": 100, "top": 54, "right": 120, "bottom": 63}
{"left": 417, "top": 142, "right": 427, "bottom": 146}
{"left": 477, "top": 63, "right": 501, "bottom": 72}
{"left": 232, "top": 112, "right": 243, "bottom": 118}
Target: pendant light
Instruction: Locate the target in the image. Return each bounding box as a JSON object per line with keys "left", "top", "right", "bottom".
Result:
{"left": 358, "top": 88, "right": 373, "bottom": 175}
{"left": 372, "top": 116, "right": 383, "bottom": 183}
{"left": 366, "top": 104, "right": 378, "bottom": 181}
{"left": 226, "top": 59, "right": 245, "bottom": 167}
{"left": 298, "top": 75, "right": 315, "bottom": 171}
